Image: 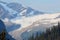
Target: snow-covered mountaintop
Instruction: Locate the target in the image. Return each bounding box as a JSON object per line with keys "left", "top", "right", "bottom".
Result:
{"left": 0, "top": 1, "right": 60, "bottom": 40}
{"left": 0, "top": 1, "right": 44, "bottom": 31}
{"left": 0, "top": 1, "right": 44, "bottom": 19}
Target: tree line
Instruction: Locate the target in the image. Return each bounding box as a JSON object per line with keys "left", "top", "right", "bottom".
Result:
{"left": 28, "top": 22, "right": 60, "bottom": 40}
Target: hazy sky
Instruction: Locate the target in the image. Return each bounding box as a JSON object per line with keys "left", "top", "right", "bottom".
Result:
{"left": 1, "top": 0, "right": 60, "bottom": 12}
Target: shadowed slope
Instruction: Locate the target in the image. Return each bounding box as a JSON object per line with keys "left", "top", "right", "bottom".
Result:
{"left": 0, "top": 20, "right": 15, "bottom": 40}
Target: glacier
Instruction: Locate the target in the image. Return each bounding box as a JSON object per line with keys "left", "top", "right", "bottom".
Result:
{"left": 0, "top": 1, "right": 60, "bottom": 40}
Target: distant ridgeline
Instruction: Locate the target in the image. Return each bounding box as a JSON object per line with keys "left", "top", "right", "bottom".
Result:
{"left": 0, "top": 20, "right": 15, "bottom": 40}
{"left": 28, "top": 22, "right": 60, "bottom": 40}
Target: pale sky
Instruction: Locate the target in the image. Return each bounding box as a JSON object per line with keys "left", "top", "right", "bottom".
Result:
{"left": 1, "top": 0, "right": 60, "bottom": 13}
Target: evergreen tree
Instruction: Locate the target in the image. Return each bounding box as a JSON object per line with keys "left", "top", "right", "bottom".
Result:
{"left": 28, "top": 22, "right": 60, "bottom": 40}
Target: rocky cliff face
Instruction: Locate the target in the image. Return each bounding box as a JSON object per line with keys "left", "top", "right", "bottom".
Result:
{"left": 0, "top": 20, "right": 15, "bottom": 40}
{"left": 0, "top": 20, "right": 6, "bottom": 33}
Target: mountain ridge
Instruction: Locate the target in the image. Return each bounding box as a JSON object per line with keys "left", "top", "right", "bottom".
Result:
{"left": 0, "top": 1, "right": 44, "bottom": 20}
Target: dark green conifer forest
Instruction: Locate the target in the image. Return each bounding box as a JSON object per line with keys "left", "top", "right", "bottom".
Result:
{"left": 28, "top": 22, "right": 60, "bottom": 40}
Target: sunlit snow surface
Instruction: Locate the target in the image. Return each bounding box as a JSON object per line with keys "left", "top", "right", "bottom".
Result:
{"left": 0, "top": 1, "right": 60, "bottom": 40}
